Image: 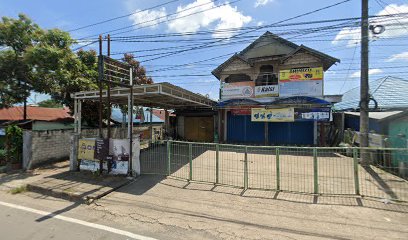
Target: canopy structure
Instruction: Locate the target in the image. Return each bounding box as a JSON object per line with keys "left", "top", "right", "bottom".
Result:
{"left": 72, "top": 82, "right": 215, "bottom": 109}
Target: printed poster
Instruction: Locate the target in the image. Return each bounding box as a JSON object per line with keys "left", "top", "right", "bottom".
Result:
{"left": 78, "top": 139, "right": 96, "bottom": 160}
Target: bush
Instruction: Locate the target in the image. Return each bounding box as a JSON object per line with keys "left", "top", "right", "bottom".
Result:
{"left": 0, "top": 149, "right": 6, "bottom": 166}
{"left": 5, "top": 125, "right": 23, "bottom": 164}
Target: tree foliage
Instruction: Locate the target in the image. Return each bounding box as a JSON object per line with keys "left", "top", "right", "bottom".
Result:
{"left": 0, "top": 14, "right": 153, "bottom": 126}
{"left": 37, "top": 99, "right": 63, "bottom": 108}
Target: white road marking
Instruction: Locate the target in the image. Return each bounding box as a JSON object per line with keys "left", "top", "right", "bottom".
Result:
{"left": 0, "top": 200, "right": 158, "bottom": 240}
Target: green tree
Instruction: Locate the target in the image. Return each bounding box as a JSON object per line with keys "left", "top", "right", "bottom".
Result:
{"left": 0, "top": 14, "right": 42, "bottom": 108}
{"left": 1, "top": 14, "right": 153, "bottom": 126}
{"left": 37, "top": 99, "right": 63, "bottom": 108}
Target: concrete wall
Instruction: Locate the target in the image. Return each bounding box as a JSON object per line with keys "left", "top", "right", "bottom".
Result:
{"left": 23, "top": 129, "right": 73, "bottom": 169}
{"left": 22, "top": 127, "right": 129, "bottom": 170}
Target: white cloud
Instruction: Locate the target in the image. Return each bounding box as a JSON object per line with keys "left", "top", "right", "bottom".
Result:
{"left": 350, "top": 68, "right": 383, "bottom": 78}
{"left": 167, "top": 0, "right": 252, "bottom": 39}
{"left": 128, "top": 7, "right": 167, "bottom": 28}
{"left": 257, "top": 21, "right": 265, "bottom": 26}
{"left": 386, "top": 51, "right": 408, "bottom": 62}
{"left": 254, "top": 0, "right": 274, "bottom": 8}
{"left": 332, "top": 4, "right": 408, "bottom": 47}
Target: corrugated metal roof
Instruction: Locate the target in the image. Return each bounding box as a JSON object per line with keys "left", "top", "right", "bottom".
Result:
{"left": 344, "top": 111, "right": 403, "bottom": 120}
{"left": 0, "top": 106, "right": 72, "bottom": 121}
{"left": 335, "top": 76, "right": 408, "bottom": 111}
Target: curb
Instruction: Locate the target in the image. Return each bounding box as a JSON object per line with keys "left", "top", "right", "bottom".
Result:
{"left": 26, "top": 177, "right": 136, "bottom": 204}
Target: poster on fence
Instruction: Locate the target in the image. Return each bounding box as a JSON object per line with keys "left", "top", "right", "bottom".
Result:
{"left": 78, "top": 139, "right": 96, "bottom": 160}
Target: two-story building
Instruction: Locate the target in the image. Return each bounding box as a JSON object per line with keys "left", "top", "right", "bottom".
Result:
{"left": 212, "top": 31, "right": 340, "bottom": 146}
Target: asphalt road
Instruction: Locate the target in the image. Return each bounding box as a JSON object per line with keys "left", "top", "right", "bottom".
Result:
{"left": 0, "top": 203, "right": 154, "bottom": 240}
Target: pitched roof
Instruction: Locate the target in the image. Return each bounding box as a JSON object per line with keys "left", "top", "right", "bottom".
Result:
{"left": 212, "top": 31, "right": 339, "bottom": 79}
{"left": 0, "top": 106, "right": 72, "bottom": 122}
{"left": 281, "top": 45, "right": 340, "bottom": 71}
{"left": 335, "top": 76, "right": 408, "bottom": 111}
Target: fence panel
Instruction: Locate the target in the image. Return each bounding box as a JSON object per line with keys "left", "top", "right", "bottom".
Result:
{"left": 191, "top": 143, "right": 217, "bottom": 183}
{"left": 139, "top": 140, "right": 408, "bottom": 201}
{"left": 358, "top": 148, "right": 408, "bottom": 201}
{"left": 316, "top": 148, "right": 355, "bottom": 195}
{"left": 279, "top": 147, "right": 314, "bottom": 193}
{"left": 218, "top": 144, "right": 245, "bottom": 188}
{"left": 247, "top": 146, "right": 277, "bottom": 190}
{"left": 169, "top": 141, "right": 190, "bottom": 179}
{"left": 140, "top": 140, "right": 167, "bottom": 175}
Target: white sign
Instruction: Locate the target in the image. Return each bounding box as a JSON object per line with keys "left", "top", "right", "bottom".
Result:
{"left": 279, "top": 80, "right": 323, "bottom": 97}
{"left": 221, "top": 82, "right": 254, "bottom": 100}
{"left": 353, "top": 132, "right": 385, "bottom": 148}
{"left": 254, "top": 85, "right": 279, "bottom": 98}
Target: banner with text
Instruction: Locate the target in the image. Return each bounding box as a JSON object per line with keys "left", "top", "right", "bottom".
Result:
{"left": 294, "top": 108, "right": 331, "bottom": 122}
{"left": 221, "top": 82, "right": 254, "bottom": 100}
{"left": 251, "top": 108, "right": 294, "bottom": 122}
{"left": 279, "top": 67, "right": 323, "bottom": 82}
{"left": 254, "top": 84, "right": 279, "bottom": 98}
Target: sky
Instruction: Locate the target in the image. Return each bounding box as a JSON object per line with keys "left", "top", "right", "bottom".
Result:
{"left": 1, "top": 0, "right": 408, "bottom": 104}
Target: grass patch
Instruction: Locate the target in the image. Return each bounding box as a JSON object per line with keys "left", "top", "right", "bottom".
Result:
{"left": 9, "top": 185, "right": 27, "bottom": 194}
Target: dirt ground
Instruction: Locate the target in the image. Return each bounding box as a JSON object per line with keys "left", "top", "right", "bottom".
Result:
{"left": 1, "top": 161, "right": 408, "bottom": 239}
{"left": 93, "top": 175, "right": 408, "bottom": 240}
{"left": 141, "top": 144, "right": 408, "bottom": 201}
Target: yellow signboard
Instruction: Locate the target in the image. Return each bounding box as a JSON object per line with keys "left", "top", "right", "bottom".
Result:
{"left": 78, "top": 139, "right": 96, "bottom": 160}
{"left": 251, "top": 108, "right": 294, "bottom": 122}
{"left": 279, "top": 67, "right": 323, "bottom": 82}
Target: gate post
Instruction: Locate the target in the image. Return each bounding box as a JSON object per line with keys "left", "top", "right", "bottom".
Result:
{"left": 216, "top": 144, "right": 219, "bottom": 184}
{"left": 167, "top": 141, "right": 171, "bottom": 176}
{"left": 189, "top": 143, "right": 193, "bottom": 181}
{"left": 276, "top": 147, "right": 280, "bottom": 191}
{"left": 353, "top": 148, "right": 360, "bottom": 195}
{"left": 313, "top": 147, "right": 319, "bottom": 194}
{"left": 244, "top": 146, "right": 248, "bottom": 190}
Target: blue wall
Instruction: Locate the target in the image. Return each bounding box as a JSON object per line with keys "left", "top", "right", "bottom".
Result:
{"left": 227, "top": 112, "right": 314, "bottom": 145}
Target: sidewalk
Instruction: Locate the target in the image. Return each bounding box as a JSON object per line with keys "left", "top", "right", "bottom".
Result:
{"left": 0, "top": 161, "right": 132, "bottom": 203}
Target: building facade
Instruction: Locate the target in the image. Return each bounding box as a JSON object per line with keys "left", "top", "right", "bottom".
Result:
{"left": 212, "top": 32, "right": 340, "bottom": 146}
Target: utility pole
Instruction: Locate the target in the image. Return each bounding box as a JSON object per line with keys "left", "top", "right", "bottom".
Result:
{"left": 98, "top": 35, "right": 103, "bottom": 138}
{"left": 360, "top": 0, "right": 369, "bottom": 163}
{"left": 107, "top": 34, "right": 111, "bottom": 139}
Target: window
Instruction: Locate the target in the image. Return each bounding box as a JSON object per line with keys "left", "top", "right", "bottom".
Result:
{"left": 224, "top": 74, "right": 251, "bottom": 83}
{"left": 255, "top": 65, "right": 278, "bottom": 86}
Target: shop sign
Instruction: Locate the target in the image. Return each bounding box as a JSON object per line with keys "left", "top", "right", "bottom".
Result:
{"left": 78, "top": 139, "right": 96, "bottom": 160}
{"left": 279, "top": 67, "right": 323, "bottom": 82}
{"left": 279, "top": 80, "right": 323, "bottom": 97}
{"left": 221, "top": 82, "right": 254, "bottom": 100}
{"left": 294, "top": 108, "right": 331, "bottom": 122}
{"left": 231, "top": 109, "right": 251, "bottom": 115}
{"left": 251, "top": 108, "right": 294, "bottom": 122}
{"left": 254, "top": 84, "right": 279, "bottom": 98}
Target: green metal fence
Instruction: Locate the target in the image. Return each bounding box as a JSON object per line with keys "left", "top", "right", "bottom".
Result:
{"left": 140, "top": 140, "right": 408, "bottom": 202}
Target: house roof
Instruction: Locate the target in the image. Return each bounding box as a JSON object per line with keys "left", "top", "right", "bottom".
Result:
{"left": 212, "top": 31, "right": 339, "bottom": 79}
{"left": 0, "top": 106, "right": 72, "bottom": 122}
{"left": 334, "top": 76, "right": 408, "bottom": 111}
{"left": 280, "top": 45, "right": 340, "bottom": 71}
{"left": 344, "top": 111, "right": 403, "bottom": 121}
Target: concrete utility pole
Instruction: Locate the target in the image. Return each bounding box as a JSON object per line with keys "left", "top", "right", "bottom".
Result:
{"left": 360, "top": 0, "right": 369, "bottom": 163}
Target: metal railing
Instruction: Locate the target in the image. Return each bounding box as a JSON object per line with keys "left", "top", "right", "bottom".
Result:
{"left": 140, "top": 140, "right": 408, "bottom": 202}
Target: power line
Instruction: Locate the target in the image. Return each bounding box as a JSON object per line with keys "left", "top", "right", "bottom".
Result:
{"left": 77, "top": 0, "right": 228, "bottom": 40}
{"left": 67, "top": 0, "right": 180, "bottom": 32}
